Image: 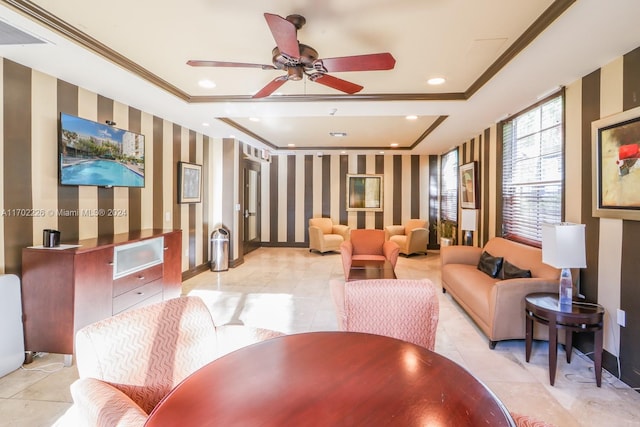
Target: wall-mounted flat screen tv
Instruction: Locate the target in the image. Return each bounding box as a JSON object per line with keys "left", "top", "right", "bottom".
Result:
{"left": 59, "top": 113, "right": 145, "bottom": 187}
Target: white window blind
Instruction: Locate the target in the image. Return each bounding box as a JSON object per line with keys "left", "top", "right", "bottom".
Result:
{"left": 502, "top": 95, "right": 563, "bottom": 246}
{"left": 440, "top": 149, "right": 458, "bottom": 223}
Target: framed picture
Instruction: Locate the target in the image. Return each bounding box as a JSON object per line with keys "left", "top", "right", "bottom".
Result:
{"left": 346, "top": 174, "right": 383, "bottom": 212}
{"left": 592, "top": 105, "right": 640, "bottom": 220}
{"left": 459, "top": 161, "right": 478, "bottom": 209}
{"left": 178, "top": 161, "right": 202, "bottom": 204}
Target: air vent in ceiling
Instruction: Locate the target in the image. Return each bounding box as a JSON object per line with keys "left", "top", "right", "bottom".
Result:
{"left": 0, "top": 20, "right": 46, "bottom": 45}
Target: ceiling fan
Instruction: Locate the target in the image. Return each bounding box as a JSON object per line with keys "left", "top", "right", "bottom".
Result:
{"left": 187, "top": 13, "right": 396, "bottom": 98}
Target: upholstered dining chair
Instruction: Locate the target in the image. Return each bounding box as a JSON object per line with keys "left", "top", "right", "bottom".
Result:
{"left": 330, "top": 278, "right": 439, "bottom": 351}
{"left": 385, "top": 219, "right": 429, "bottom": 256}
{"left": 340, "top": 229, "right": 400, "bottom": 279}
{"left": 308, "top": 217, "right": 351, "bottom": 254}
{"left": 55, "top": 296, "right": 283, "bottom": 427}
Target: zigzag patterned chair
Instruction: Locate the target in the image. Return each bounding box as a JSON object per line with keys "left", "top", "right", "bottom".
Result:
{"left": 330, "top": 278, "right": 439, "bottom": 351}
{"left": 510, "top": 413, "right": 556, "bottom": 427}
{"left": 55, "top": 296, "right": 283, "bottom": 427}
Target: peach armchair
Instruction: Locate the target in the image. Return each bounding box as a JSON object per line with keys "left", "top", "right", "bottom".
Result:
{"left": 308, "top": 217, "right": 351, "bottom": 254}
{"left": 385, "top": 219, "right": 429, "bottom": 256}
{"left": 330, "top": 278, "right": 439, "bottom": 350}
{"left": 55, "top": 296, "right": 283, "bottom": 427}
{"left": 340, "top": 229, "right": 399, "bottom": 279}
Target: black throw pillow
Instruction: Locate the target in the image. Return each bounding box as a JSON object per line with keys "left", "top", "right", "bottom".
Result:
{"left": 477, "top": 251, "right": 504, "bottom": 278}
{"left": 503, "top": 260, "right": 532, "bottom": 279}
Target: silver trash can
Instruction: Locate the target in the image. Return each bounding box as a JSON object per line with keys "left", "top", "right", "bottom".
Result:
{"left": 210, "top": 228, "right": 229, "bottom": 271}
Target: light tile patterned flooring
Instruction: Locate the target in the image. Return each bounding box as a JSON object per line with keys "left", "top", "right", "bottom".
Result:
{"left": 1, "top": 247, "right": 639, "bottom": 426}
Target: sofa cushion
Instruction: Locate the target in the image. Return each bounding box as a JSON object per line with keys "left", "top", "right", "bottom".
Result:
{"left": 442, "top": 264, "right": 495, "bottom": 326}
{"left": 503, "top": 260, "right": 532, "bottom": 279}
{"left": 484, "top": 237, "right": 559, "bottom": 280}
{"left": 477, "top": 251, "right": 503, "bottom": 278}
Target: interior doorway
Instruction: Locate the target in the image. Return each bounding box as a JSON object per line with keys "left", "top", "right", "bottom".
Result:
{"left": 242, "top": 160, "right": 261, "bottom": 255}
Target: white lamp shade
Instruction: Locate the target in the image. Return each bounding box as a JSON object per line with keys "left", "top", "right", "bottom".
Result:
{"left": 541, "top": 223, "right": 586, "bottom": 268}
{"left": 460, "top": 209, "right": 477, "bottom": 231}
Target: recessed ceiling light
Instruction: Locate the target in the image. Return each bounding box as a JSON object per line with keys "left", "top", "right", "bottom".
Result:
{"left": 427, "top": 77, "right": 446, "bottom": 85}
{"left": 329, "top": 132, "right": 347, "bottom": 137}
{"left": 198, "top": 79, "right": 216, "bottom": 89}
{"left": 390, "top": 143, "right": 399, "bottom": 148}
{"left": 202, "top": 123, "right": 210, "bottom": 127}
{"left": 288, "top": 143, "right": 295, "bottom": 147}
{"left": 405, "top": 115, "right": 418, "bottom": 120}
{"left": 249, "top": 117, "right": 260, "bottom": 122}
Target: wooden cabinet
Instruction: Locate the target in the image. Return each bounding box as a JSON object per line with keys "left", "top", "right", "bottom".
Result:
{"left": 21, "top": 229, "right": 182, "bottom": 356}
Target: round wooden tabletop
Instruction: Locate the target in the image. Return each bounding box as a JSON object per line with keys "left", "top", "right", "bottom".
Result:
{"left": 525, "top": 292, "right": 604, "bottom": 323}
{"left": 146, "top": 331, "right": 515, "bottom": 426}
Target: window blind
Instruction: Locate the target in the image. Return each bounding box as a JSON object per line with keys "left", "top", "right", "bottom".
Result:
{"left": 440, "top": 149, "right": 458, "bottom": 223}
{"left": 501, "top": 95, "right": 563, "bottom": 246}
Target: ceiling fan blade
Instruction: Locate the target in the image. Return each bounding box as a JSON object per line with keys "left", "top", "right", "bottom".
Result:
{"left": 309, "top": 73, "right": 363, "bottom": 94}
{"left": 264, "top": 13, "right": 300, "bottom": 58}
{"left": 252, "top": 76, "right": 288, "bottom": 98}
{"left": 187, "top": 60, "right": 276, "bottom": 70}
{"left": 317, "top": 53, "right": 396, "bottom": 72}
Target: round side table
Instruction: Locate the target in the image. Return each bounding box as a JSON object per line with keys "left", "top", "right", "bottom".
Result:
{"left": 525, "top": 292, "right": 604, "bottom": 387}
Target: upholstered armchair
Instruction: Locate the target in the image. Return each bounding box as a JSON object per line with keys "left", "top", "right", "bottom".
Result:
{"left": 340, "top": 229, "right": 399, "bottom": 279}
{"left": 55, "top": 296, "right": 283, "bottom": 427}
{"left": 308, "top": 217, "right": 350, "bottom": 254}
{"left": 385, "top": 219, "right": 429, "bottom": 256}
{"left": 330, "top": 278, "right": 439, "bottom": 350}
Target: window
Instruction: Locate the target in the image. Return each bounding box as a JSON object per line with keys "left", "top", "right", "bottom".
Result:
{"left": 440, "top": 148, "right": 458, "bottom": 224}
{"left": 501, "top": 94, "right": 564, "bottom": 246}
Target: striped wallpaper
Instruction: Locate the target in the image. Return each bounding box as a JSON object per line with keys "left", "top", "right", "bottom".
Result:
{"left": 258, "top": 152, "right": 439, "bottom": 248}
{"left": 0, "top": 58, "right": 213, "bottom": 277}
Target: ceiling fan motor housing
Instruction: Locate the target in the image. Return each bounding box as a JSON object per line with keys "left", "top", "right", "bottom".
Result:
{"left": 271, "top": 44, "right": 319, "bottom": 74}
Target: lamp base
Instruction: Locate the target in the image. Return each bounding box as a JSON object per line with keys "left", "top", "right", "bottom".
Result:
{"left": 559, "top": 267, "right": 573, "bottom": 306}
{"left": 463, "top": 230, "right": 473, "bottom": 246}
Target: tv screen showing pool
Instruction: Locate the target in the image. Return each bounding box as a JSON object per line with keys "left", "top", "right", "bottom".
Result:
{"left": 59, "top": 113, "right": 145, "bottom": 187}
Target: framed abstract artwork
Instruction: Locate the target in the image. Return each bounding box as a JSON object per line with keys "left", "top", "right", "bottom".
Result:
{"left": 178, "top": 161, "right": 202, "bottom": 204}
{"left": 346, "top": 174, "right": 383, "bottom": 212}
{"left": 592, "top": 105, "right": 640, "bottom": 221}
{"left": 459, "top": 161, "right": 478, "bottom": 209}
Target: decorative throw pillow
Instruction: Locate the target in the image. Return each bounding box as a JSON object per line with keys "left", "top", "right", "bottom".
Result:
{"left": 503, "top": 260, "right": 532, "bottom": 279}
{"left": 477, "top": 251, "right": 504, "bottom": 278}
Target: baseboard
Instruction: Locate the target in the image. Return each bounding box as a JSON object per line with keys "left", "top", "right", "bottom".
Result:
{"left": 181, "top": 263, "right": 210, "bottom": 281}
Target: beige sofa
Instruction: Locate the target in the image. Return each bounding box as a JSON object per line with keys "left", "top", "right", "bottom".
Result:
{"left": 441, "top": 237, "right": 560, "bottom": 348}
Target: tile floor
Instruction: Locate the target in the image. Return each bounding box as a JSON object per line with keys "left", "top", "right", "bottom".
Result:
{"left": 1, "top": 247, "right": 639, "bottom": 426}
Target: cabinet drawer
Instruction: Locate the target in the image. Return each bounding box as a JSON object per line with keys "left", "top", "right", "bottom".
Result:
{"left": 112, "top": 279, "right": 163, "bottom": 315}
{"left": 113, "top": 264, "right": 163, "bottom": 297}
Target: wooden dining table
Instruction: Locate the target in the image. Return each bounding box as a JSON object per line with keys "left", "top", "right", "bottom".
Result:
{"left": 146, "top": 331, "right": 515, "bottom": 426}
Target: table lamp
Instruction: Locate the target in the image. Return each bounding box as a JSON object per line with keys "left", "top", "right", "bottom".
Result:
{"left": 541, "top": 223, "right": 586, "bottom": 306}
{"left": 460, "top": 209, "right": 477, "bottom": 246}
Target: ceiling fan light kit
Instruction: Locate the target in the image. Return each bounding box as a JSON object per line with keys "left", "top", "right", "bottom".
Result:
{"left": 187, "top": 12, "right": 396, "bottom": 98}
